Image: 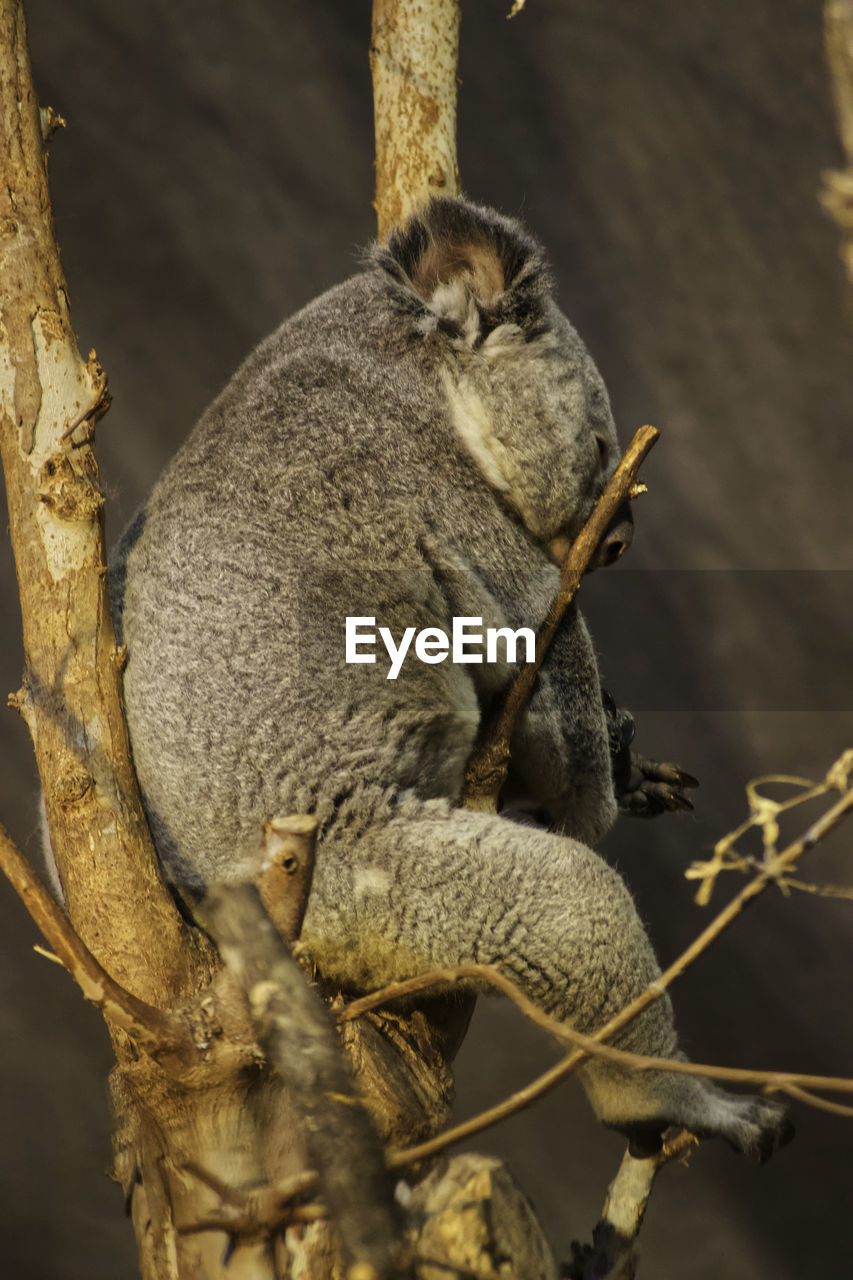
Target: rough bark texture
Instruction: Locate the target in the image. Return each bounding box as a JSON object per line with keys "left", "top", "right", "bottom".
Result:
{"left": 404, "top": 1154, "right": 558, "bottom": 1280}
{"left": 0, "top": 0, "right": 209, "bottom": 1004}
{"left": 200, "top": 884, "right": 404, "bottom": 1280}
{"left": 0, "top": 4, "right": 400, "bottom": 1277}
{"left": 371, "top": 0, "right": 460, "bottom": 237}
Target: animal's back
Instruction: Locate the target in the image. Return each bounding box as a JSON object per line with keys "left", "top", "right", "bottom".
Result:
{"left": 114, "top": 266, "right": 525, "bottom": 886}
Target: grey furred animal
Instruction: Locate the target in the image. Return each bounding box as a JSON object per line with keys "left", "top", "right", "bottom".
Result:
{"left": 111, "top": 197, "right": 788, "bottom": 1158}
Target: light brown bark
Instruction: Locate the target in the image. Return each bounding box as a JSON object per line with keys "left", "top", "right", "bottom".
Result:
{"left": 463, "top": 428, "right": 658, "bottom": 814}
{"left": 371, "top": 0, "right": 461, "bottom": 238}
{"left": 0, "top": 0, "right": 210, "bottom": 1004}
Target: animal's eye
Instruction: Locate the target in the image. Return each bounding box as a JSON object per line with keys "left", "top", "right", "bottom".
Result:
{"left": 593, "top": 433, "right": 609, "bottom": 470}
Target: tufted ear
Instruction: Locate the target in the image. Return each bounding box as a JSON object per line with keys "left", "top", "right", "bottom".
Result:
{"left": 412, "top": 237, "right": 505, "bottom": 303}
{"left": 415, "top": 239, "right": 505, "bottom": 342}
{"left": 371, "top": 196, "right": 553, "bottom": 344}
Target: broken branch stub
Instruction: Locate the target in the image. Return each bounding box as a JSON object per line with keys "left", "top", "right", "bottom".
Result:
{"left": 256, "top": 813, "right": 318, "bottom": 944}
{"left": 199, "top": 883, "right": 405, "bottom": 1280}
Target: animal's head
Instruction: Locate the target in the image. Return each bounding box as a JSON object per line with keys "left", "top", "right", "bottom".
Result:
{"left": 373, "top": 197, "right": 632, "bottom": 569}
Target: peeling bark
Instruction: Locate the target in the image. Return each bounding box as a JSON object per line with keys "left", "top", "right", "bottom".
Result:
{"left": 404, "top": 1154, "right": 557, "bottom": 1280}
{"left": 0, "top": 0, "right": 210, "bottom": 1003}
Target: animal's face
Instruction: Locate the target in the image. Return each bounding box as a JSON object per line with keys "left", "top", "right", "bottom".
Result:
{"left": 440, "top": 299, "right": 630, "bottom": 564}
{"left": 376, "top": 198, "right": 632, "bottom": 569}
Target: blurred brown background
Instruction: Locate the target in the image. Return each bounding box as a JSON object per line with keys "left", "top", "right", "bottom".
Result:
{"left": 1, "top": 1, "right": 851, "bottom": 1276}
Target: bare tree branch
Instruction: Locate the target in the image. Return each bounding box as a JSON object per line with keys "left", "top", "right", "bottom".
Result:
{"left": 199, "top": 883, "right": 406, "bottom": 1280}
{"left": 688, "top": 751, "right": 853, "bottom": 904}
{"left": 462, "top": 424, "right": 659, "bottom": 814}
{"left": 603, "top": 1131, "right": 697, "bottom": 1237}
{"left": 0, "top": 0, "right": 211, "bottom": 1003}
{"left": 564, "top": 1132, "right": 697, "bottom": 1280}
{"left": 339, "top": 960, "right": 853, "bottom": 1171}
{"left": 0, "top": 821, "right": 190, "bottom": 1051}
{"left": 779, "top": 1085, "right": 853, "bottom": 1118}
{"left": 0, "top": 3, "right": 565, "bottom": 1277}
{"left": 371, "top": 0, "right": 461, "bottom": 238}
{"left": 256, "top": 814, "right": 318, "bottom": 945}
{"left": 175, "top": 1167, "right": 327, "bottom": 1240}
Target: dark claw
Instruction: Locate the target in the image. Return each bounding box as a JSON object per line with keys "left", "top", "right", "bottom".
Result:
{"left": 753, "top": 1114, "right": 795, "bottom": 1164}
{"left": 619, "top": 788, "right": 690, "bottom": 818}
{"left": 617, "top": 770, "right": 698, "bottom": 818}
{"left": 602, "top": 687, "right": 698, "bottom": 820}
{"left": 631, "top": 753, "right": 699, "bottom": 791}
{"left": 650, "top": 783, "right": 694, "bottom": 813}
{"left": 714, "top": 1096, "right": 795, "bottom": 1164}
{"left": 665, "top": 789, "right": 695, "bottom": 812}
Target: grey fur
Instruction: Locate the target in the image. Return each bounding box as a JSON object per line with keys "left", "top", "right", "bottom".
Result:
{"left": 110, "top": 198, "right": 788, "bottom": 1158}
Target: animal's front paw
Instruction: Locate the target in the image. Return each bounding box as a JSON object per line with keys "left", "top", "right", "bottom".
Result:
{"left": 601, "top": 689, "right": 698, "bottom": 818}
{"left": 617, "top": 752, "right": 699, "bottom": 818}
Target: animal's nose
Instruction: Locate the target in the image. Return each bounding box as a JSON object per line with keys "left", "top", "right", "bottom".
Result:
{"left": 592, "top": 503, "right": 633, "bottom": 569}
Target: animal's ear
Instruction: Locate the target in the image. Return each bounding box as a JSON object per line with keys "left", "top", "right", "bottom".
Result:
{"left": 410, "top": 237, "right": 505, "bottom": 313}
{"left": 371, "top": 197, "right": 553, "bottom": 344}
{"left": 414, "top": 236, "right": 506, "bottom": 343}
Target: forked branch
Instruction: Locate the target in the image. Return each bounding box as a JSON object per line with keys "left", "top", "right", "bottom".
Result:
{"left": 0, "top": 0, "right": 211, "bottom": 1003}
{"left": 0, "top": 823, "right": 187, "bottom": 1052}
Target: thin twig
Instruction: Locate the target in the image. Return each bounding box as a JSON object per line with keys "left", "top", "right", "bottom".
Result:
{"left": 779, "top": 1084, "right": 853, "bottom": 1118}
{"left": 0, "top": 822, "right": 187, "bottom": 1054}
{"left": 341, "top": 962, "right": 853, "bottom": 1095}
{"left": 462, "top": 424, "right": 659, "bottom": 812}
{"left": 777, "top": 877, "right": 853, "bottom": 900}
{"left": 690, "top": 755, "right": 853, "bottom": 904}
{"left": 339, "top": 961, "right": 853, "bottom": 1171}
{"left": 177, "top": 1165, "right": 327, "bottom": 1237}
